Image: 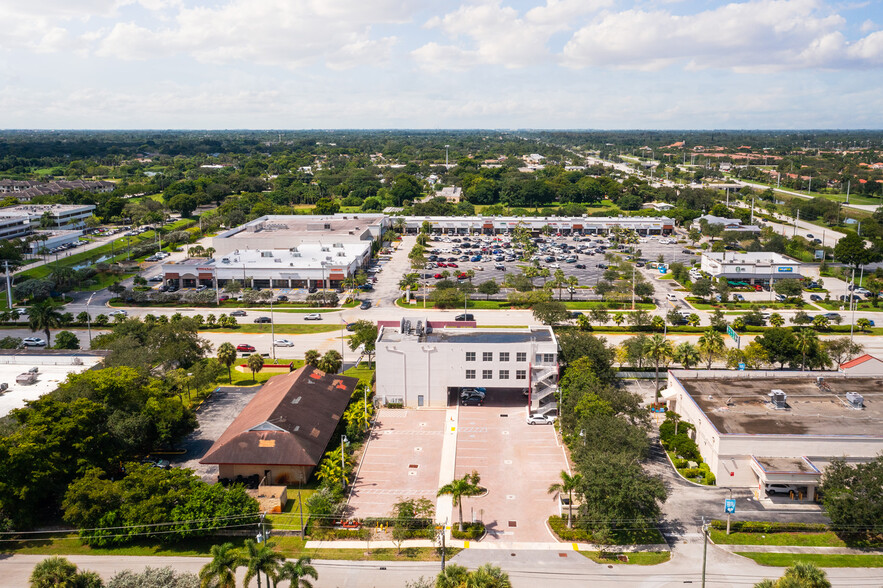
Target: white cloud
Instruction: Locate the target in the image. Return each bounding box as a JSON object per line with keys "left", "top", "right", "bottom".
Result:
{"left": 93, "top": 0, "right": 413, "bottom": 69}
{"left": 412, "top": 0, "right": 612, "bottom": 70}
{"left": 561, "top": 0, "right": 883, "bottom": 71}
{"left": 860, "top": 19, "right": 877, "bottom": 33}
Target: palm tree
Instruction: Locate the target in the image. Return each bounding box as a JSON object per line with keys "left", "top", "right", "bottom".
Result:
{"left": 697, "top": 330, "right": 726, "bottom": 370}
{"left": 304, "top": 349, "right": 320, "bottom": 367}
{"left": 548, "top": 471, "right": 582, "bottom": 528}
{"left": 672, "top": 342, "right": 700, "bottom": 369}
{"left": 435, "top": 564, "right": 469, "bottom": 588}
{"left": 778, "top": 561, "right": 830, "bottom": 588}
{"left": 276, "top": 557, "right": 318, "bottom": 588}
{"left": 794, "top": 328, "right": 818, "bottom": 371}
{"left": 437, "top": 471, "right": 483, "bottom": 531}
{"left": 29, "top": 556, "right": 78, "bottom": 587}
{"left": 553, "top": 269, "right": 566, "bottom": 300}
{"left": 612, "top": 313, "right": 625, "bottom": 327}
{"left": 769, "top": 313, "right": 785, "bottom": 327}
{"left": 470, "top": 564, "right": 512, "bottom": 588}
{"left": 856, "top": 317, "right": 872, "bottom": 332}
{"left": 217, "top": 342, "right": 237, "bottom": 383}
{"left": 567, "top": 276, "right": 579, "bottom": 301}
{"left": 28, "top": 299, "right": 64, "bottom": 347}
{"left": 687, "top": 313, "right": 701, "bottom": 327}
{"left": 646, "top": 333, "right": 674, "bottom": 403}
{"left": 243, "top": 539, "right": 284, "bottom": 588}
{"left": 200, "top": 542, "right": 242, "bottom": 588}
{"left": 247, "top": 353, "right": 264, "bottom": 382}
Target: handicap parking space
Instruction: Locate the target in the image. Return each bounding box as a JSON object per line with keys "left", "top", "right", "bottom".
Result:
{"left": 454, "top": 389, "right": 567, "bottom": 542}
{"left": 347, "top": 409, "right": 447, "bottom": 519}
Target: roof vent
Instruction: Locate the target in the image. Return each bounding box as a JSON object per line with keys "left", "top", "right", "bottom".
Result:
{"left": 291, "top": 396, "right": 302, "bottom": 404}
{"left": 846, "top": 392, "right": 864, "bottom": 409}
{"left": 768, "top": 389, "right": 788, "bottom": 410}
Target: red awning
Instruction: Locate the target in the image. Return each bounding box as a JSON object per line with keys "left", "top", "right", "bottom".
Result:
{"left": 165, "top": 273, "right": 179, "bottom": 279}
{"left": 198, "top": 272, "right": 213, "bottom": 280}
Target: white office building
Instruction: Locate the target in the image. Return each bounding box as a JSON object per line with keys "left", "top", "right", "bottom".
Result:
{"left": 700, "top": 252, "right": 802, "bottom": 285}
{"left": 397, "top": 216, "right": 675, "bottom": 236}
{"left": 375, "top": 319, "right": 559, "bottom": 411}
{"left": 0, "top": 204, "right": 96, "bottom": 241}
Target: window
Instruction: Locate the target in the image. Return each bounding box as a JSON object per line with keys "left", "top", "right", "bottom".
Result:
{"left": 466, "top": 352, "right": 476, "bottom": 362}
{"left": 543, "top": 353, "right": 555, "bottom": 363}
{"left": 483, "top": 352, "right": 493, "bottom": 361}
{"left": 499, "top": 352, "right": 509, "bottom": 362}
{"left": 466, "top": 370, "right": 476, "bottom": 380}
{"left": 516, "top": 370, "right": 527, "bottom": 380}
{"left": 482, "top": 370, "right": 492, "bottom": 379}
{"left": 499, "top": 370, "right": 509, "bottom": 379}
{"left": 516, "top": 352, "right": 527, "bottom": 362}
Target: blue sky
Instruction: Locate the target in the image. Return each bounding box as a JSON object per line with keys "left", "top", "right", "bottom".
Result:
{"left": 1, "top": 0, "right": 881, "bottom": 129}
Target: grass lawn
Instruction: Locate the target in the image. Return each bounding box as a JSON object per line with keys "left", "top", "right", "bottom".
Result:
{"left": 735, "top": 552, "right": 883, "bottom": 568}
{"left": 686, "top": 299, "right": 805, "bottom": 311}
{"left": 266, "top": 488, "right": 315, "bottom": 531}
{"left": 578, "top": 551, "right": 671, "bottom": 565}
{"left": 815, "top": 300, "right": 883, "bottom": 312}
{"left": 203, "top": 324, "right": 340, "bottom": 335}
{"left": 397, "top": 299, "right": 655, "bottom": 311}
{"left": 711, "top": 529, "right": 846, "bottom": 547}
{"left": 216, "top": 359, "right": 306, "bottom": 387}
{"left": 343, "top": 363, "right": 375, "bottom": 388}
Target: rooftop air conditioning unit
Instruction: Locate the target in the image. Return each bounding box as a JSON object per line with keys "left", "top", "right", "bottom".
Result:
{"left": 768, "top": 389, "right": 788, "bottom": 409}
{"left": 845, "top": 392, "right": 864, "bottom": 409}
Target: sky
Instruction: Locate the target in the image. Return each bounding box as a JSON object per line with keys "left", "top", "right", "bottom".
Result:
{"left": 1, "top": 0, "right": 882, "bottom": 129}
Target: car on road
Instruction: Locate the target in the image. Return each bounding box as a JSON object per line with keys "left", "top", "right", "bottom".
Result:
{"left": 733, "top": 293, "right": 745, "bottom": 301}
{"left": 526, "top": 414, "right": 555, "bottom": 425}
{"left": 666, "top": 293, "right": 677, "bottom": 302}
{"left": 108, "top": 310, "right": 128, "bottom": 317}
{"left": 230, "top": 310, "right": 247, "bottom": 317}
{"left": 455, "top": 313, "right": 474, "bottom": 322}
{"left": 823, "top": 312, "right": 841, "bottom": 320}
{"left": 254, "top": 316, "right": 272, "bottom": 323}
{"left": 575, "top": 264, "right": 586, "bottom": 269}
{"left": 22, "top": 337, "right": 46, "bottom": 347}
{"left": 809, "top": 294, "right": 823, "bottom": 301}
{"left": 148, "top": 275, "right": 163, "bottom": 282}
{"left": 360, "top": 300, "right": 372, "bottom": 310}
{"left": 236, "top": 344, "right": 256, "bottom": 352}
{"left": 775, "top": 293, "right": 786, "bottom": 302}
{"left": 274, "top": 339, "right": 294, "bottom": 347}
{"left": 304, "top": 313, "right": 323, "bottom": 320}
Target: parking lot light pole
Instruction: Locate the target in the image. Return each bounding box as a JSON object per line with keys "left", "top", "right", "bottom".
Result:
{"left": 341, "top": 434, "right": 348, "bottom": 490}
{"left": 270, "top": 297, "right": 275, "bottom": 361}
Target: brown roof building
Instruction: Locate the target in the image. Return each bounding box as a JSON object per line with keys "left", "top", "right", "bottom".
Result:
{"left": 200, "top": 366, "right": 359, "bottom": 485}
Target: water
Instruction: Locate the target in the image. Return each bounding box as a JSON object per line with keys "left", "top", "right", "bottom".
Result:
{"left": 70, "top": 254, "right": 115, "bottom": 271}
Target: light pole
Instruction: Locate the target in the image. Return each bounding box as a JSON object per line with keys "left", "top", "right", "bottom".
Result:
{"left": 86, "top": 292, "right": 95, "bottom": 344}
{"left": 364, "top": 385, "right": 370, "bottom": 431}
{"left": 341, "top": 434, "right": 349, "bottom": 490}
{"left": 270, "top": 297, "right": 276, "bottom": 361}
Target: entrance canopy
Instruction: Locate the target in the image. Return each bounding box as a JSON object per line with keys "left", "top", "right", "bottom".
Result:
{"left": 751, "top": 456, "right": 821, "bottom": 500}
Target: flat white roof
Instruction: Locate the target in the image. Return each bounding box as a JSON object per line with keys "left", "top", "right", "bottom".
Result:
{"left": 704, "top": 251, "right": 799, "bottom": 265}
{"left": 0, "top": 354, "right": 104, "bottom": 417}
{"left": 166, "top": 242, "right": 370, "bottom": 273}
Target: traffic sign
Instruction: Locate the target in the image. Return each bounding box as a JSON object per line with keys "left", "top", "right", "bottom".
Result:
{"left": 738, "top": 362, "right": 745, "bottom": 371}
{"left": 726, "top": 325, "right": 741, "bottom": 348}
{"left": 725, "top": 499, "right": 736, "bottom": 514}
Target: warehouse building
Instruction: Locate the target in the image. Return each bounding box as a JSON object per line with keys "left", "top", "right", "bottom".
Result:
{"left": 375, "top": 318, "right": 559, "bottom": 412}
{"left": 397, "top": 215, "right": 675, "bottom": 236}
{"left": 700, "top": 251, "right": 803, "bottom": 285}
{"left": 661, "top": 369, "right": 883, "bottom": 500}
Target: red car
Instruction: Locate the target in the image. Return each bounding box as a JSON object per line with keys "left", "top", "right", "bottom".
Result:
{"left": 448, "top": 263, "right": 458, "bottom": 268}
{"left": 236, "top": 344, "right": 256, "bottom": 352}
{"left": 434, "top": 273, "right": 443, "bottom": 279}
{"left": 436, "top": 262, "right": 447, "bottom": 267}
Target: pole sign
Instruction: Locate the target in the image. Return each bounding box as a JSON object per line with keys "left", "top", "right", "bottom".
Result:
{"left": 738, "top": 362, "right": 746, "bottom": 371}
{"left": 726, "top": 325, "right": 740, "bottom": 347}
{"left": 724, "top": 499, "right": 736, "bottom": 514}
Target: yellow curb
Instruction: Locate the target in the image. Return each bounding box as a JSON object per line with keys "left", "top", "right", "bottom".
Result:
{"left": 464, "top": 541, "right": 470, "bottom": 548}
{"left": 572, "top": 543, "right": 579, "bottom": 551}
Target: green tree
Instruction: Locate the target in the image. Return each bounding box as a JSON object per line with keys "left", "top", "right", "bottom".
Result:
{"left": 243, "top": 539, "right": 284, "bottom": 588}
{"left": 819, "top": 455, "right": 883, "bottom": 536}
{"left": 755, "top": 327, "right": 799, "bottom": 369}
{"left": 53, "top": 330, "right": 81, "bottom": 350}
{"left": 697, "top": 330, "right": 726, "bottom": 369}
{"left": 28, "top": 299, "right": 64, "bottom": 347}
{"left": 672, "top": 342, "right": 700, "bottom": 369}
{"left": 477, "top": 279, "right": 500, "bottom": 300}
{"left": 29, "top": 556, "right": 93, "bottom": 588}
{"left": 691, "top": 278, "right": 713, "bottom": 299}
{"left": 548, "top": 471, "right": 582, "bottom": 528}
{"left": 276, "top": 557, "right": 319, "bottom": 588}
{"left": 531, "top": 301, "right": 570, "bottom": 325}
{"left": 794, "top": 328, "right": 819, "bottom": 370}
{"left": 347, "top": 320, "right": 378, "bottom": 363}
{"left": 317, "top": 350, "right": 342, "bottom": 374}
{"left": 217, "top": 342, "right": 237, "bottom": 383}
{"left": 769, "top": 313, "right": 785, "bottom": 327}
{"left": 774, "top": 279, "right": 803, "bottom": 298}
{"left": 645, "top": 334, "right": 674, "bottom": 402}
{"left": 247, "top": 353, "right": 264, "bottom": 382}
{"left": 754, "top": 561, "right": 831, "bottom": 588}
{"left": 437, "top": 471, "right": 483, "bottom": 531}
{"left": 199, "top": 542, "right": 242, "bottom": 588}
{"left": 834, "top": 232, "right": 881, "bottom": 269}
{"left": 687, "top": 313, "right": 701, "bottom": 327}
{"left": 856, "top": 317, "right": 872, "bottom": 332}
{"left": 304, "top": 349, "right": 320, "bottom": 368}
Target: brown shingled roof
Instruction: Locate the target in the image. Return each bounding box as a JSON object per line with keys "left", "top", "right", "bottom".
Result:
{"left": 200, "top": 365, "right": 358, "bottom": 468}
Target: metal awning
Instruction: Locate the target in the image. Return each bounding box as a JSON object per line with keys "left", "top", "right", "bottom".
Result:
{"left": 659, "top": 387, "right": 679, "bottom": 400}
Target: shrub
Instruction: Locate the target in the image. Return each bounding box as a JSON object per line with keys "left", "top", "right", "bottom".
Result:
{"left": 672, "top": 458, "right": 689, "bottom": 469}
{"left": 451, "top": 522, "right": 485, "bottom": 540}
{"left": 548, "top": 516, "right": 592, "bottom": 541}
{"left": 710, "top": 520, "right": 828, "bottom": 533}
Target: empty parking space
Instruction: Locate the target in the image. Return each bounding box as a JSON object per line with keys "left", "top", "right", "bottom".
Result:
{"left": 347, "top": 408, "right": 446, "bottom": 518}
{"left": 455, "top": 390, "right": 567, "bottom": 542}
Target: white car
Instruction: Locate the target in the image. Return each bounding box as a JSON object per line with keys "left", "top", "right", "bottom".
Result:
{"left": 304, "top": 313, "right": 323, "bottom": 321}
{"left": 527, "top": 414, "right": 555, "bottom": 425}
{"left": 108, "top": 310, "right": 128, "bottom": 317}
{"left": 666, "top": 293, "right": 678, "bottom": 302}
{"left": 274, "top": 339, "right": 295, "bottom": 347}
{"left": 549, "top": 263, "right": 560, "bottom": 269}
{"left": 22, "top": 337, "right": 46, "bottom": 347}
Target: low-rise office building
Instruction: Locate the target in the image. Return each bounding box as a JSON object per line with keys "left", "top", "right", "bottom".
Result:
{"left": 397, "top": 215, "right": 675, "bottom": 236}
{"left": 691, "top": 214, "right": 760, "bottom": 234}
{"left": 375, "top": 319, "right": 559, "bottom": 412}
{"left": 662, "top": 369, "right": 883, "bottom": 500}
{"left": 700, "top": 251, "right": 802, "bottom": 285}
{"left": 27, "top": 230, "right": 83, "bottom": 254}
{"left": 0, "top": 204, "right": 96, "bottom": 242}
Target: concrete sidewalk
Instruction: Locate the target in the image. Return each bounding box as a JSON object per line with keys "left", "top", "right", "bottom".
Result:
{"left": 304, "top": 538, "right": 669, "bottom": 552}
{"left": 716, "top": 544, "right": 883, "bottom": 555}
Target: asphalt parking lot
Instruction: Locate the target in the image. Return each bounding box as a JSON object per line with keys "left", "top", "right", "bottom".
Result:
{"left": 454, "top": 389, "right": 568, "bottom": 542}
{"left": 172, "top": 385, "right": 260, "bottom": 482}
{"left": 421, "top": 233, "right": 698, "bottom": 294}
{"left": 347, "top": 408, "right": 447, "bottom": 518}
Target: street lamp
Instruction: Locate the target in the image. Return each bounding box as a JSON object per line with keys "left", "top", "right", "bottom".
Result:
{"left": 270, "top": 296, "right": 276, "bottom": 361}
{"left": 341, "top": 434, "right": 349, "bottom": 490}
{"left": 86, "top": 292, "right": 95, "bottom": 344}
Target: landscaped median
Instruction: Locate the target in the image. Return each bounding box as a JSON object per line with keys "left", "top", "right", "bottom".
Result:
{"left": 545, "top": 516, "right": 670, "bottom": 565}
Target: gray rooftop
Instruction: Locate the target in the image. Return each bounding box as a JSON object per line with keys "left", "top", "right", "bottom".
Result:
{"left": 379, "top": 326, "right": 554, "bottom": 344}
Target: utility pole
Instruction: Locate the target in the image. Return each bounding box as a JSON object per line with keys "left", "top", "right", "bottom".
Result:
{"left": 270, "top": 297, "right": 275, "bottom": 361}
{"left": 846, "top": 180, "right": 850, "bottom": 204}
{"left": 701, "top": 518, "right": 708, "bottom": 588}
{"left": 793, "top": 209, "right": 799, "bottom": 237}
{"left": 631, "top": 264, "right": 636, "bottom": 310}
{"left": 440, "top": 519, "right": 447, "bottom": 571}
{"left": 341, "top": 434, "right": 348, "bottom": 490}
{"left": 298, "top": 487, "right": 305, "bottom": 536}
{"left": 86, "top": 292, "right": 95, "bottom": 344}
{"left": 4, "top": 260, "right": 11, "bottom": 310}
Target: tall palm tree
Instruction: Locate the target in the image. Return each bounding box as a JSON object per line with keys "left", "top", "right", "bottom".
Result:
{"left": 437, "top": 471, "right": 483, "bottom": 531}
{"left": 672, "top": 342, "right": 700, "bottom": 369}
{"left": 775, "top": 561, "right": 831, "bottom": 588}
{"left": 794, "top": 328, "right": 818, "bottom": 371}
{"left": 646, "top": 333, "right": 674, "bottom": 403}
{"left": 469, "top": 564, "right": 512, "bottom": 588}
{"left": 28, "top": 299, "right": 64, "bottom": 347}
{"left": 548, "top": 471, "right": 582, "bottom": 528}
{"left": 567, "top": 276, "right": 579, "bottom": 301}
{"left": 769, "top": 313, "right": 785, "bottom": 327}
{"left": 217, "top": 342, "right": 237, "bottom": 383}
{"left": 243, "top": 539, "right": 284, "bottom": 588}
{"left": 304, "top": 349, "right": 320, "bottom": 368}
{"left": 276, "top": 557, "right": 318, "bottom": 588}
{"left": 697, "top": 330, "right": 726, "bottom": 370}
{"left": 199, "top": 542, "right": 242, "bottom": 588}
{"left": 435, "top": 564, "right": 469, "bottom": 588}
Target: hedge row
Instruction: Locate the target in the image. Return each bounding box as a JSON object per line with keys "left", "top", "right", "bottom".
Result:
{"left": 710, "top": 520, "right": 828, "bottom": 533}
{"left": 451, "top": 522, "right": 485, "bottom": 540}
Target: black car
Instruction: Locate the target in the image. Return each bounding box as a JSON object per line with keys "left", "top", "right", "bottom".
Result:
{"left": 597, "top": 263, "right": 609, "bottom": 269}
{"left": 575, "top": 264, "right": 586, "bottom": 269}
{"left": 809, "top": 294, "right": 823, "bottom": 302}
{"left": 461, "top": 395, "right": 484, "bottom": 406}
{"left": 360, "top": 300, "right": 372, "bottom": 310}
{"left": 230, "top": 310, "right": 247, "bottom": 317}
{"left": 276, "top": 295, "right": 289, "bottom": 302}
{"left": 308, "top": 286, "right": 318, "bottom": 293}
{"left": 254, "top": 316, "right": 272, "bottom": 323}
{"left": 455, "top": 313, "right": 475, "bottom": 322}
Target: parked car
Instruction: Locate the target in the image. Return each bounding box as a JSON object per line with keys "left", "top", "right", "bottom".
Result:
{"left": 276, "top": 295, "right": 289, "bottom": 302}
{"left": 236, "top": 344, "right": 256, "bottom": 352}
{"left": 148, "top": 275, "right": 163, "bottom": 282}
{"left": 360, "top": 300, "right": 372, "bottom": 310}
{"left": 765, "top": 483, "right": 799, "bottom": 495}
{"left": 22, "top": 337, "right": 46, "bottom": 347}
{"left": 304, "top": 313, "right": 323, "bottom": 321}
{"left": 666, "top": 293, "right": 677, "bottom": 302}
{"left": 526, "top": 414, "right": 555, "bottom": 425}
{"left": 575, "top": 264, "right": 586, "bottom": 269}
{"left": 308, "top": 287, "right": 318, "bottom": 294}
{"left": 218, "top": 295, "right": 230, "bottom": 302}
{"left": 254, "top": 316, "right": 272, "bottom": 323}
{"left": 461, "top": 395, "right": 484, "bottom": 406}
{"left": 274, "top": 339, "right": 294, "bottom": 347}
{"left": 230, "top": 310, "right": 247, "bottom": 317}
{"left": 455, "top": 313, "right": 474, "bottom": 322}
{"left": 809, "top": 294, "right": 823, "bottom": 302}
{"left": 775, "top": 293, "right": 786, "bottom": 302}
